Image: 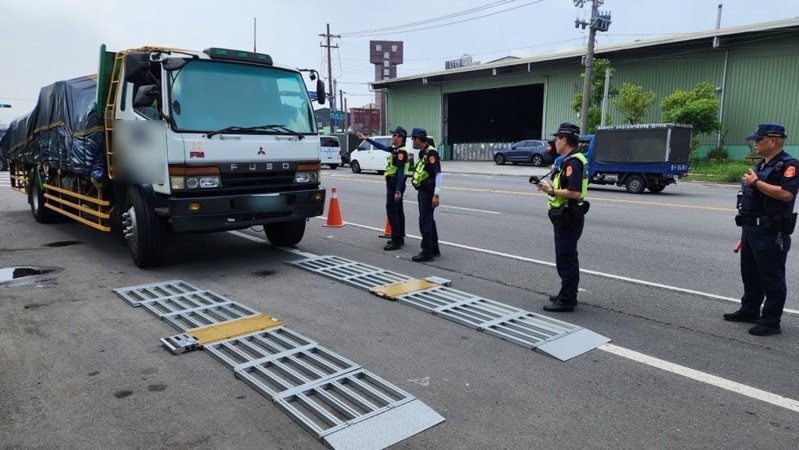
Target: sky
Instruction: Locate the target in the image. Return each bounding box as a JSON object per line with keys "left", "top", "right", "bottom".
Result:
{"left": 2, "top": 0, "right": 799, "bottom": 125}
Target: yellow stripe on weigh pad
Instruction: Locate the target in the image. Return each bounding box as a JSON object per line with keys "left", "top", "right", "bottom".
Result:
{"left": 370, "top": 279, "right": 438, "bottom": 300}
{"left": 187, "top": 313, "right": 283, "bottom": 345}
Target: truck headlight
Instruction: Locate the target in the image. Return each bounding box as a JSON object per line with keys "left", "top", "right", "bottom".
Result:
{"left": 294, "top": 162, "right": 321, "bottom": 184}
{"left": 294, "top": 172, "right": 319, "bottom": 183}
{"left": 169, "top": 166, "right": 222, "bottom": 190}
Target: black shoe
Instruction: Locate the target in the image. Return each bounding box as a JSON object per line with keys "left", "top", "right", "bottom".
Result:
{"left": 749, "top": 323, "right": 781, "bottom": 336}
{"left": 543, "top": 301, "right": 575, "bottom": 312}
{"left": 412, "top": 252, "right": 434, "bottom": 262}
{"left": 723, "top": 310, "right": 760, "bottom": 323}
{"left": 433, "top": 251, "right": 441, "bottom": 257}
{"left": 549, "top": 295, "right": 558, "bottom": 303}
{"left": 383, "top": 240, "right": 403, "bottom": 251}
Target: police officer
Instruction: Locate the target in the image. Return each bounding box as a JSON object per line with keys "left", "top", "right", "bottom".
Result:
{"left": 410, "top": 127, "right": 442, "bottom": 262}
{"left": 534, "top": 123, "right": 588, "bottom": 312}
{"left": 357, "top": 128, "right": 410, "bottom": 250}
{"left": 725, "top": 124, "right": 798, "bottom": 336}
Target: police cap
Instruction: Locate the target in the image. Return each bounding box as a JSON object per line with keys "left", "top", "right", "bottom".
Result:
{"left": 552, "top": 122, "right": 581, "bottom": 138}
{"left": 410, "top": 127, "right": 428, "bottom": 139}
{"left": 745, "top": 123, "right": 787, "bottom": 141}
{"left": 390, "top": 126, "right": 408, "bottom": 138}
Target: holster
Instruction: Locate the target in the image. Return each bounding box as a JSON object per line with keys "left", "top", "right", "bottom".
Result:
{"left": 548, "top": 207, "right": 571, "bottom": 227}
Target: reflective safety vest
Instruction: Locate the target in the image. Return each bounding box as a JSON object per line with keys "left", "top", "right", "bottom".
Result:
{"left": 385, "top": 146, "right": 410, "bottom": 177}
{"left": 548, "top": 152, "right": 588, "bottom": 209}
{"left": 412, "top": 146, "right": 437, "bottom": 188}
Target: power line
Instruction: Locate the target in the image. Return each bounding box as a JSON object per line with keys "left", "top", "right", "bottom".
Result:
{"left": 340, "top": 0, "right": 515, "bottom": 36}
{"left": 342, "top": 0, "right": 547, "bottom": 37}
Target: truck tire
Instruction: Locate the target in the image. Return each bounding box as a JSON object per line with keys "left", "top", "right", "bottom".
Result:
{"left": 647, "top": 184, "right": 666, "bottom": 193}
{"left": 625, "top": 175, "right": 646, "bottom": 194}
{"left": 122, "top": 186, "right": 166, "bottom": 268}
{"left": 28, "top": 172, "right": 58, "bottom": 223}
{"left": 265, "top": 219, "right": 306, "bottom": 247}
{"left": 328, "top": 164, "right": 338, "bottom": 170}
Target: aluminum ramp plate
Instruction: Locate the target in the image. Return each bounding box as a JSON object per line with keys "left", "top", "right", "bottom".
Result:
{"left": 113, "top": 280, "right": 202, "bottom": 306}
{"left": 115, "top": 282, "right": 445, "bottom": 448}
{"left": 205, "top": 327, "right": 444, "bottom": 447}
{"left": 289, "top": 256, "right": 610, "bottom": 361}
{"left": 275, "top": 369, "right": 444, "bottom": 449}
{"left": 288, "top": 255, "right": 410, "bottom": 290}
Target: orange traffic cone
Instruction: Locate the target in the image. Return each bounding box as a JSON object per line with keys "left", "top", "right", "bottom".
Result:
{"left": 323, "top": 187, "right": 345, "bottom": 228}
{"left": 379, "top": 218, "right": 392, "bottom": 238}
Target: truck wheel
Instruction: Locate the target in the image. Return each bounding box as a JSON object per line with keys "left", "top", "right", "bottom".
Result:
{"left": 625, "top": 175, "right": 646, "bottom": 194}
{"left": 350, "top": 160, "right": 361, "bottom": 173}
{"left": 28, "top": 172, "right": 58, "bottom": 223}
{"left": 329, "top": 164, "right": 338, "bottom": 170}
{"left": 647, "top": 184, "right": 666, "bottom": 193}
{"left": 531, "top": 154, "right": 544, "bottom": 167}
{"left": 376, "top": 170, "right": 385, "bottom": 175}
{"left": 122, "top": 186, "right": 166, "bottom": 268}
{"left": 265, "top": 219, "right": 306, "bottom": 247}
{"left": 494, "top": 154, "right": 506, "bottom": 165}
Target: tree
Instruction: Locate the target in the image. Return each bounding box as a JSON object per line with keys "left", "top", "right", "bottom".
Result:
{"left": 570, "top": 58, "right": 615, "bottom": 133}
{"left": 613, "top": 83, "right": 656, "bottom": 124}
{"left": 660, "top": 81, "right": 720, "bottom": 135}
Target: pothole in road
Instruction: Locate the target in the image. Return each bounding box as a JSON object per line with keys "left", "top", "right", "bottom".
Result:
{"left": 0, "top": 266, "right": 63, "bottom": 286}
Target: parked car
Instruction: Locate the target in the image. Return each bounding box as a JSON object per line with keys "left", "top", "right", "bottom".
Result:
{"left": 493, "top": 139, "right": 554, "bottom": 166}
{"left": 351, "top": 135, "right": 436, "bottom": 174}
{"left": 319, "top": 135, "right": 341, "bottom": 169}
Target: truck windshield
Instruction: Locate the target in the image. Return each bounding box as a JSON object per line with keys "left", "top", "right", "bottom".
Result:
{"left": 167, "top": 60, "right": 315, "bottom": 135}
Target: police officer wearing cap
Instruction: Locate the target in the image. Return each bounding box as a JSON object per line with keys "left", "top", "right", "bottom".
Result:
{"left": 357, "top": 128, "right": 410, "bottom": 250}
{"left": 534, "top": 123, "right": 589, "bottom": 312}
{"left": 725, "top": 124, "right": 798, "bottom": 336}
{"left": 410, "top": 127, "right": 442, "bottom": 262}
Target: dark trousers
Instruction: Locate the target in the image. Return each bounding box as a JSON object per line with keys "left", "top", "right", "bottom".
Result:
{"left": 385, "top": 177, "right": 405, "bottom": 241}
{"left": 553, "top": 214, "right": 584, "bottom": 301}
{"left": 740, "top": 225, "right": 791, "bottom": 325}
{"left": 417, "top": 188, "right": 439, "bottom": 255}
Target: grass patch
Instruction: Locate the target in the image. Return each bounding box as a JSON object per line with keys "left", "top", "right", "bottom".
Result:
{"left": 686, "top": 160, "right": 751, "bottom": 183}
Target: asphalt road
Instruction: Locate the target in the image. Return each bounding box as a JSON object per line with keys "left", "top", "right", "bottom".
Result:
{"left": 1, "top": 168, "right": 798, "bottom": 449}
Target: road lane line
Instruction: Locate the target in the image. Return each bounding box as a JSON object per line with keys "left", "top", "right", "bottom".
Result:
{"left": 228, "top": 228, "right": 799, "bottom": 414}
{"left": 402, "top": 200, "right": 500, "bottom": 215}
{"left": 324, "top": 174, "right": 736, "bottom": 213}
{"left": 332, "top": 219, "right": 799, "bottom": 316}
{"left": 600, "top": 344, "right": 799, "bottom": 413}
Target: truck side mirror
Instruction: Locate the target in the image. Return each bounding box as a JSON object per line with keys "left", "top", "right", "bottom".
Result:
{"left": 316, "top": 79, "right": 326, "bottom": 105}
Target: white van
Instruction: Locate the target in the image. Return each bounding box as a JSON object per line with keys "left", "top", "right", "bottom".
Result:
{"left": 320, "top": 135, "right": 341, "bottom": 169}
{"left": 349, "top": 136, "right": 436, "bottom": 174}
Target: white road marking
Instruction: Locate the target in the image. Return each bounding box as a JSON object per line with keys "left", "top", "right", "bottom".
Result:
{"left": 229, "top": 228, "right": 799, "bottom": 414}
{"left": 402, "top": 200, "right": 500, "bottom": 215}
{"left": 600, "top": 344, "right": 799, "bottom": 413}
{"left": 331, "top": 218, "right": 799, "bottom": 316}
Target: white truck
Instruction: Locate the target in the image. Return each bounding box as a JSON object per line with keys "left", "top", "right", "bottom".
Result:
{"left": 0, "top": 45, "right": 327, "bottom": 267}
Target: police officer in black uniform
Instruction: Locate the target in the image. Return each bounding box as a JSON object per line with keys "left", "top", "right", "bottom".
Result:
{"left": 725, "top": 124, "right": 798, "bottom": 336}
{"left": 534, "top": 123, "right": 589, "bottom": 312}
{"left": 410, "top": 127, "right": 442, "bottom": 262}
{"left": 357, "top": 127, "right": 410, "bottom": 250}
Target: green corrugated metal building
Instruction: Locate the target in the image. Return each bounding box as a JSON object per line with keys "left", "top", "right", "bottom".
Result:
{"left": 372, "top": 18, "right": 799, "bottom": 160}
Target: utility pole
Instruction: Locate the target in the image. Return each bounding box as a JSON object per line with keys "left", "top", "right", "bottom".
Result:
{"left": 253, "top": 17, "right": 257, "bottom": 52}
{"left": 319, "top": 24, "right": 340, "bottom": 113}
{"left": 574, "top": 0, "right": 611, "bottom": 133}
{"left": 600, "top": 67, "right": 611, "bottom": 126}
{"left": 343, "top": 96, "right": 348, "bottom": 131}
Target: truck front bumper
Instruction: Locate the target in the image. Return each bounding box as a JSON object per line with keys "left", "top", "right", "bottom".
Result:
{"left": 168, "top": 188, "right": 326, "bottom": 232}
